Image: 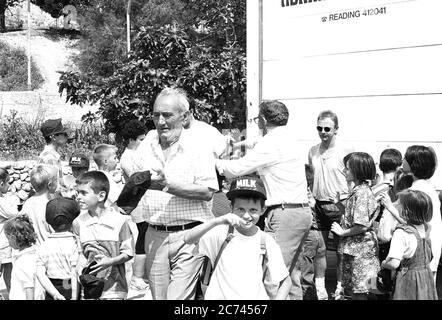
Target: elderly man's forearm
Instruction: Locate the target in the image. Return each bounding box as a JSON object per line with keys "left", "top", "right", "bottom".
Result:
{"left": 166, "top": 181, "right": 214, "bottom": 201}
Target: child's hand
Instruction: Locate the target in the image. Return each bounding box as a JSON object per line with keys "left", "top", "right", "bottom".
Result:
{"left": 330, "top": 222, "right": 344, "bottom": 236}
{"left": 328, "top": 191, "right": 340, "bottom": 204}
{"left": 53, "top": 293, "right": 66, "bottom": 300}
{"left": 379, "top": 193, "right": 393, "bottom": 209}
{"left": 89, "top": 254, "right": 113, "bottom": 275}
{"left": 220, "top": 213, "right": 246, "bottom": 228}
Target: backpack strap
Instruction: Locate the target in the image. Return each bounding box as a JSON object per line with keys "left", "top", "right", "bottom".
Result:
{"left": 212, "top": 225, "right": 235, "bottom": 273}
{"left": 288, "top": 226, "right": 310, "bottom": 275}
{"left": 260, "top": 231, "right": 268, "bottom": 282}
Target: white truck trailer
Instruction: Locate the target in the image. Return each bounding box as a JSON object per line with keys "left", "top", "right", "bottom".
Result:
{"left": 246, "top": 0, "right": 442, "bottom": 188}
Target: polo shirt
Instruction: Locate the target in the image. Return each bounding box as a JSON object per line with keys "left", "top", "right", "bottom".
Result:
{"left": 36, "top": 231, "right": 80, "bottom": 280}
{"left": 73, "top": 207, "right": 133, "bottom": 299}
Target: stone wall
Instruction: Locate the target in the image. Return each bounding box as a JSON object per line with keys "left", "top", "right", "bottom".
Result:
{"left": 6, "top": 160, "right": 124, "bottom": 204}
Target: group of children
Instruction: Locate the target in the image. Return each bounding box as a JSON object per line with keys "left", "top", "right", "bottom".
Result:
{"left": 310, "top": 147, "right": 439, "bottom": 300}
{"left": 0, "top": 135, "right": 137, "bottom": 300}
{"left": 0, "top": 116, "right": 440, "bottom": 300}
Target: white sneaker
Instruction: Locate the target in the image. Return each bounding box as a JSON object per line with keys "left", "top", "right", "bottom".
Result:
{"left": 333, "top": 287, "right": 345, "bottom": 300}
{"left": 316, "top": 287, "right": 328, "bottom": 300}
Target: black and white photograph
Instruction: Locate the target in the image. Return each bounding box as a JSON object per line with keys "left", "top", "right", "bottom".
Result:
{"left": 0, "top": 0, "right": 441, "bottom": 310}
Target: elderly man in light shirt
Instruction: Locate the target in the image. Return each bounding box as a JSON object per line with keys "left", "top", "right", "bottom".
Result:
{"left": 216, "top": 100, "right": 312, "bottom": 300}
{"left": 133, "top": 87, "right": 218, "bottom": 300}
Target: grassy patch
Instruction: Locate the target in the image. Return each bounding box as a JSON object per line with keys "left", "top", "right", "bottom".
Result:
{"left": 0, "top": 40, "right": 45, "bottom": 91}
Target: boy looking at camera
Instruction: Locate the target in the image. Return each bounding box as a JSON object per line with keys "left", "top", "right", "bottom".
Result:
{"left": 73, "top": 171, "right": 133, "bottom": 300}
{"left": 184, "top": 176, "right": 291, "bottom": 300}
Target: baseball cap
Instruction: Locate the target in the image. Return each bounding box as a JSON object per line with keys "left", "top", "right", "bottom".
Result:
{"left": 40, "top": 118, "right": 70, "bottom": 137}
{"left": 46, "top": 197, "right": 81, "bottom": 228}
{"left": 226, "top": 175, "right": 267, "bottom": 201}
{"left": 116, "top": 170, "right": 151, "bottom": 214}
{"left": 69, "top": 152, "right": 90, "bottom": 168}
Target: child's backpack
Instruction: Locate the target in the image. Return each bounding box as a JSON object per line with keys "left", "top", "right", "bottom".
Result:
{"left": 198, "top": 226, "right": 268, "bottom": 297}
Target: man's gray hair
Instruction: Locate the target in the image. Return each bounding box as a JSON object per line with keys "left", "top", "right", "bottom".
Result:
{"left": 155, "top": 87, "right": 190, "bottom": 113}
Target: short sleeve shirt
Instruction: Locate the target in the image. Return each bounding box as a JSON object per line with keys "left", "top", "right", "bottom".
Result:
{"left": 339, "top": 184, "right": 380, "bottom": 256}
{"left": 198, "top": 225, "right": 289, "bottom": 300}
{"left": 9, "top": 247, "right": 38, "bottom": 300}
{"left": 387, "top": 225, "right": 426, "bottom": 261}
{"left": 134, "top": 129, "right": 218, "bottom": 225}
{"left": 36, "top": 232, "right": 80, "bottom": 280}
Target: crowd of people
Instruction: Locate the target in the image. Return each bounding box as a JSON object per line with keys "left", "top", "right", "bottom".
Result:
{"left": 0, "top": 87, "right": 440, "bottom": 300}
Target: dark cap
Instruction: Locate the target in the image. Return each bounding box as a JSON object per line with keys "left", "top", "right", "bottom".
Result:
{"left": 69, "top": 152, "right": 90, "bottom": 168}
{"left": 46, "top": 197, "right": 81, "bottom": 228}
{"left": 226, "top": 175, "right": 266, "bottom": 201}
{"left": 40, "top": 118, "right": 69, "bottom": 137}
{"left": 116, "top": 170, "right": 151, "bottom": 215}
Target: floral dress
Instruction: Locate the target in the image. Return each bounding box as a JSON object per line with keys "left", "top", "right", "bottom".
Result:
{"left": 338, "top": 184, "right": 380, "bottom": 295}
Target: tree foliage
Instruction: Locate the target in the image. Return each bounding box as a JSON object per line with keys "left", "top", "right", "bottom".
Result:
{"left": 58, "top": 0, "right": 246, "bottom": 139}
{"left": 0, "top": 0, "right": 20, "bottom": 32}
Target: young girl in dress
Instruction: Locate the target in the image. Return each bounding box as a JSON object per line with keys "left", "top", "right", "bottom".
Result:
{"left": 381, "top": 189, "right": 437, "bottom": 300}
{"left": 331, "top": 152, "right": 380, "bottom": 300}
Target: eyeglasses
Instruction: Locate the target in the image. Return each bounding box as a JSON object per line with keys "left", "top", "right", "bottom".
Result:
{"left": 316, "top": 126, "right": 332, "bottom": 133}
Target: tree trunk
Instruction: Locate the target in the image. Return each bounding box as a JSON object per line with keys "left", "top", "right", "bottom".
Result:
{"left": 0, "top": 0, "right": 6, "bottom": 32}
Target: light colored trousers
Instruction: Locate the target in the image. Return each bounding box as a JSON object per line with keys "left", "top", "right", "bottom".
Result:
{"left": 265, "top": 206, "right": 312, "bottom": 300}
{"left": 144, "top": 226, "right": 204, "bottom": 300}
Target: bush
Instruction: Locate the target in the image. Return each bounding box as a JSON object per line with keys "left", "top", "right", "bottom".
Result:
{"left": 0, "top": 41, "right": 45, "bottom": 91}
{"left": 0, "top": 110, "right": 115, "bottom": 161}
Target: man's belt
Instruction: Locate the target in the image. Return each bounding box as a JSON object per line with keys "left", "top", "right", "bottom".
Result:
{"left": 316, "top": 198, "right": 348, "bottom": 205}
{"left": 267, "top": 203, "right": 310, "bottom": 211}
{"left": 148, "top": 221, "right": 202, "bottom": 232}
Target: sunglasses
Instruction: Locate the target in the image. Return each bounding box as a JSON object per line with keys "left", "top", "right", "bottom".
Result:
{"left": 316, "top": 126, "right": 332, "bottom": 133}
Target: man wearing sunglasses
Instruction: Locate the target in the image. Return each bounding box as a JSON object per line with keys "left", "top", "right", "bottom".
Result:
{"left": 308, "top": 110, "right": 354, "bottom": 300}
{"left": 216, "top": 100, "right": 312, "bottom": 300}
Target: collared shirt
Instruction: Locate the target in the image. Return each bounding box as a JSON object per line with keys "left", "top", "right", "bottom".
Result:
{"left": 308, "top": 141, "right": 353, "bottom": 201}
{"left": 216, "top": 126, "right": 309, "bottom": 206}
{"left": 73, "top": 207, "right": 133, "bottom": 299}
{"left": 133, "top": 129, "right": 218, "bottom": 226}
{"left": 36, "top": 231, "right": 80, "bottom": 280}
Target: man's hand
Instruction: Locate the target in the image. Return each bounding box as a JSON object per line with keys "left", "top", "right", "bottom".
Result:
{"left": 331, "top": 222, "right": 344, "bottom": 236}
{"left": 89, "top": 254, "right": 113, "bottom": 275}
{"left": 150, "top": 167, "right": 166, "bottom": 191}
